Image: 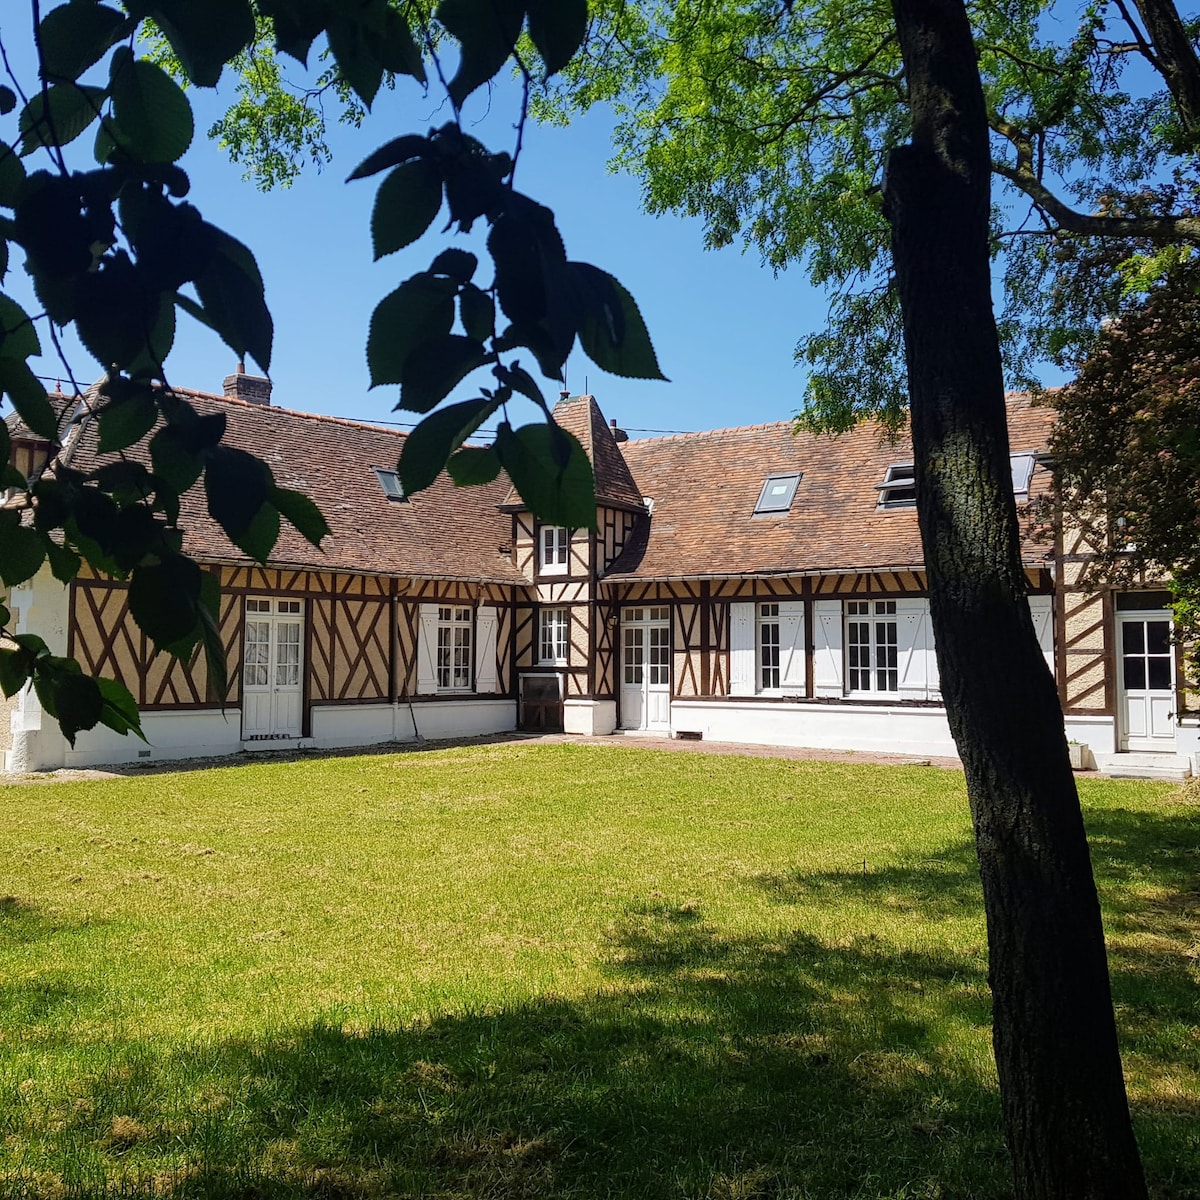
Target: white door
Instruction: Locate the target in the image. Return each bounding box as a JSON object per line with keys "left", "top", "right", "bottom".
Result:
{"left": 1117, "top": 612, "right": 1176, "bottom": 751}
{"left": 242, "top": 598, "right": 304, "bottom": 739}
{"left": 620, "top": 607, "right": 671, "bottom": 731}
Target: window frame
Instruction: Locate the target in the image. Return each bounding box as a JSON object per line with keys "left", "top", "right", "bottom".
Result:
{"left": 538, "top": 524, "right": 570, "bottom": 575}
{"left": 435, "top": 605, "right": 473, "bottom": 692}
{"left": 876, "top": 463, "right": 916, "bottom": 508}
{"left": 844, "top": 599, "right": 900, "bottom": 696}
{"left": 756, "top": 602, "right": 782, "bottom": 692}
{"left": 538, "top": 607, "right": 570, "bottom": 665}
{"left": 754, "top": 473, "right": 802, "bottom": 515}
{"left": 372, "top": 467, "right": 407, "bottom": 502}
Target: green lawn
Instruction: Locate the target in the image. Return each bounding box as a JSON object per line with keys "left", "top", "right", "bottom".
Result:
{"left": 1, "top": 743, "right": 1196, "bottom": 1199}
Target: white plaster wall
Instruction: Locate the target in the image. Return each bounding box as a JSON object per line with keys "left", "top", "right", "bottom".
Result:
{"left": 670, "top": 699, "right": 961, "bottom": 759}
{"left": 310, "top": 703, "right": 398, "bottom": 748}
{"left": 408, "top": 698, "right": 516, "bottom": 740}
{"left": 6, "top": 569, "right": 71, "bottom": 772}
{"left": 564, "top": 699, "right": 617, "bottom": 736}
{"left": 63, "top": 710, "right": 243, "bottom": 768}
{"left": 1063, "top": 715, "right": 1117, "bottom": 757}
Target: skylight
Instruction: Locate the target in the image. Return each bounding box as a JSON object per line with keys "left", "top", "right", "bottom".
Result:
{"left": 876, "top": 463, "right": 916, "bottom": 507}
{"left": 1010, "top": 452, "right": 1035, "bottom": 497}
{"left": 373, "top": 467, "right": 407, "bottom": 502}
{"left": 754, "top": 473, "right": 801, "bottom": 514}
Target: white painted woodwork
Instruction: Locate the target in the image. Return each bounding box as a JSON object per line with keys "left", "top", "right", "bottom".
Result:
{"left": 1028, "top": 595, "right": 1055, "bottom": 677}
{"left": 620, "top": 608, "right": 671, "bottom": 731}
{"left": 416, "top": 604, "right": 439, "bottom": 695}
{"left": 729, "top": 601, "right": 755, "bottom": 696}
{"left": 1117, "top": 611, "right": 1176, "bottom": 752}
{"left": 779, "top": 600, "right": 806, "bottom": 694}
{"left": 475, "top": 606, "right": 499, "bottom": 693}
{"left": 896, "top": 597, "right": 930, "bottom": 702}
{"left": 813, "top": 599, "right": 844, "bottom": 697}
{"left": 240, "top": 599, "right": 303, "bottom": 739}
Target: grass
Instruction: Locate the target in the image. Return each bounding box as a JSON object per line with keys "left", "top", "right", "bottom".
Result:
{"left": 0, "top": 742, "right": 1196, "bottom": 1199}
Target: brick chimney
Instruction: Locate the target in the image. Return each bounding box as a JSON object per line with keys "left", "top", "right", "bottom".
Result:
{"left": 222, "top": 362, "right": 272, "bottom": 405}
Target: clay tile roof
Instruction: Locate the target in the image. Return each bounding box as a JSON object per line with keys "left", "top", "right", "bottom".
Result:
{"left": 6, "top": 389, "right": 82, "bottom": 444}
{"left": 64, "top": 389, "right": 525, "bottom": 584}
{"left": 501, "top": 394, "right": 646, "bottom": 513}
{"left": 606, "top": 391, "right": 1057, "bottom": 580}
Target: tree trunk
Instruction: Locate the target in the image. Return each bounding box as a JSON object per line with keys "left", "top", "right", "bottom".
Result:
{"left": 882, "top": 0, "right": 1148, "bottom": 1195}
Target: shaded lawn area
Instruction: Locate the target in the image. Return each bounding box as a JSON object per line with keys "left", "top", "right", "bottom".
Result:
{"left": 1, "top": 743, "right": 1196, "bottom": 1199}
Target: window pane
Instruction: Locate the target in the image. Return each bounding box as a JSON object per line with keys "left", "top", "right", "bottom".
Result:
{"left": 1148, "top": 657, "right": 1172, "bottom": 690}
{"left": 1123, "top": 656, "right": 1146, "bottom": 690}
{"left": 1146, "top": 621, "right": 1170, "bottom": 655}
{"left": 1122, "top": 622, "right": 1145, "bottom": 654}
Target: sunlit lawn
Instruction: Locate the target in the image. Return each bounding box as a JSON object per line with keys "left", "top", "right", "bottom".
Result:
{"left": 1, "top": 743, "right": 1196, "bottom": 1198}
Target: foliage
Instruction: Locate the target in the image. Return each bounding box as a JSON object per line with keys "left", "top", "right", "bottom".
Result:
{"left": 1048, "top": 259, "right": 1200, "bottom": 680}
{"left": 0, "top": 0, "right": 664, "bottom": 743}
{"left": 1, "top": 743, "right": 1193, "bottom": 1197}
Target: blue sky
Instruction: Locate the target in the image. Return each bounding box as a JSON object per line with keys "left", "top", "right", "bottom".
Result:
{"left": 2, "top": 23, "right": 848, "bottom": 439}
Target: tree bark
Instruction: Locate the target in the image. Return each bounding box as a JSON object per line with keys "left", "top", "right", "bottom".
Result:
{"left": 882, "top": 0, "right": 1148, "bottom": 1195}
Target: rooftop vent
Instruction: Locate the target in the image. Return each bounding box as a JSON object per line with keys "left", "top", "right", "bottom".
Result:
{"left": 610, "top": 417, "right": 629, "bottom": 443}
{"left": 222, "top": 362, "right": 272, "bottom": 405}
{"left": 754, "top": 473, "right": 801, "bottom": 514}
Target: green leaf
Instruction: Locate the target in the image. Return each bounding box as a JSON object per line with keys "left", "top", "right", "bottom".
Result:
{"left": 0, "top": 511, "right": 48, "bottom": 586}
{"left": 0, "top": 647, "right": 32, "bottom": 698}
{"left": 367, "top": 274, "right": 457, "bottom": 387}
{"left": 133, "top": 0, "right": 255, "bottom": 87}
{"left": 447, "top": 445, "right": 501, "bottom": 486}
{"left": 0, "top": 140, "right": 27, "bottom": 207}
{"left": 459, "top": 283, "right": 495, "bottom": 343}
{"left": 326, "top": 13, "right": 384, "bottom": 108}
{"left": 430, "top": 248, "right": 478, "bottom": 284}
{"left": 0, "top": 358, "right": 57, "bottom": 439}
{"left": 204, "top": 445, "right": 272, "bottom": 541}
{"left": 192, "top": 226, "right": 273, "bottom": 372}
{"left": 398, "top": 397, "right": 498, "bottom": 495}
{"left": 232, "top": 500, "right": 280, "bottom": 564}
{"left": 368, "top": 7, "right": 426, "bottom": 83}
{"left": 258, "top": 0, "right": 326, "bottom": 64}
{"left": 128, "top": 553, "right": 203, "bottom": 650}
{"left": 400, "top": 334, "right": 489, "bottom": 414}
{"left": 108, "top": 47, "right": 194, "bottom": 164}
{"left": 45, "top": 537, "right": 82, "bottom": 584}
{"left": 494, "top": 421, "right": 596, "bottom": 528}
{"left": 73, "top": 251, "right": 158, "bottom": 369}
{"left": 96, "top": 380, "right": 159, "bottom": 452}
{"left": 96, "top": 674, "right": 145, "bottom": 740}
{"left": 372, "top": 159, "right": 443, "bottom": 259}
{"left": 503, "top": 363, "right": 546, "bottom": 408}
{"left": 49, "top": 669, "right": 103, "bottom": 744}
{"left": 571, "top": 262, "right": 668, "bottom": 381}
{"left": 0, "top": 292, "right": 41, "bottom": 362}
{"left": 149, "top": 424, "right": 206, "bottom": 493}
{"left": 271, "top": 486, "right": 330, "bottom": 549}
{"left": 437, "top": 0, "right": 526, "bottom": 109}
{"left": 39, "top": 2, "right": 130, "bottom": 83}
{"left": 0, "top": 86, "right": 15, "bottom": 116}
{"left": 526, "top": 0, "right": 588, "bottom": 77}
{"left": 18, "top": 84, "right": 106, "bottom": 155}
{"left": 346, "top": 134, "right": 430, "bottom": 182}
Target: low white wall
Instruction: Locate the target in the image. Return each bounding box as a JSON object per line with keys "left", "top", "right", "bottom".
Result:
{"left": 670, "top": 699, "right": 961, "bottom": 759}
{"left": 564, "top": 699, "right": 617, "bottom": 736}
{"left": 406, "top": 698, "right": 516, "bottom": 740}
{"left": 310, "top": 700, "right": 517, "bottom": 747}
{"left": 310, "top": 703, "right": 398, "bottom": 748}
{"left": 1063, "top": 715, "right": 1117, "bottom": 757}
{"left": 64, "top": 709, "right": 244, "bottom": 768}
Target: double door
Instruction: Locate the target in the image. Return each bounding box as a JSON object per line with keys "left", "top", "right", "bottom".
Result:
{"left": 621, "top": 607, "right": 671, "bottom": 731}
{"left": 242, "top": 598, "right": 304, "bottom": 738}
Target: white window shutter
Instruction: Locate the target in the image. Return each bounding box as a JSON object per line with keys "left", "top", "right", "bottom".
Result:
{"left": 813, "top": 599, "right": 844, "bottom": 697}
{"left": 780, "top": 600, "right": 806, "bottom": 694}
{"left": 475, "top": 606, "right": 499, "bottom": 693}
{"left": 729, "top": 602, "right": 755, "bottom": 696}
{"left": 896, "top": 597, "right": 930, "bottom": 701}
{"left": 417, "top": 604, "right": 439, "bottom": 695}
{"left": 1028, "top": 595, "right": 1055, "bottom": 678}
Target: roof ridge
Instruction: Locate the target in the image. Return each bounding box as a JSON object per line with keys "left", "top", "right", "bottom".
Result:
{"left": 175, "top": 388, "right": 409, "bottom": 440}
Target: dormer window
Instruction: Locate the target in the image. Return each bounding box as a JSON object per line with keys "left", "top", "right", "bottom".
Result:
{"left": 539, "top": 525, "right": 569, "bottom": 575}
{"left": 754, "top": 473, "right": 801, "bottom": 514}
{"left": 372, "top": 467, "right": 406, "bottom": 502}
{"left": 876, "top": 463, "right": 916, "bottom": 507}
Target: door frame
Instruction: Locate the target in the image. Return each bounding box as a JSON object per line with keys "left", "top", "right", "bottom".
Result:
{"left": 619, "top": 605, "right": 671, "bottom": 731}
{"left": 1115, "top": 607, "right": 1177, "bottom": 753}
{"left": 241, "top": 596, "right": 305, "bottom": 739}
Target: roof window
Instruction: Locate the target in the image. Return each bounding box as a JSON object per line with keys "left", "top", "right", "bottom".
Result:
{"left": 372, "top": 467, "right": 407, "bottom": 502}
{"left": 1010, "top": 452, "right": 1035, "bottom": 497}
{"left": 754, "top": 473, "right": 801, "bottom": 514}
{"left": 876, "top": 463, "right": 916, "bottom": 507}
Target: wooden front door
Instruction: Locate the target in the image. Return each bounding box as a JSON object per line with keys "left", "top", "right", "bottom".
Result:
{"left": 1117, "top": 611, "right": 1176, "bottom": 751}
{"left": 242, "top": 598, "right": 304, "bottom": 739}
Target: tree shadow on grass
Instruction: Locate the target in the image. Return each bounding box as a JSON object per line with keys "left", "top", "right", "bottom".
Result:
{"left": 3, "top": 807, "right": 1197, "bottom": 1200}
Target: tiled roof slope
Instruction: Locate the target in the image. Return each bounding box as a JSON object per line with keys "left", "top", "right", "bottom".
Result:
{"left": 6, "top": 389, "right": 82, "bottom": 444}
{"left": 607, "top": 392, "right": 1057, "bottom": 580}
{"left": 64, "top": 389, "right": 524, "bottom": 583}
{"left": 500, "top": 394, "right": 645, "bottom": 512}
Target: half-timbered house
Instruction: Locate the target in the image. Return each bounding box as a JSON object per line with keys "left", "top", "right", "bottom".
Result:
{"left": 3, "top": 378, "right": 1196, "bottom": 776}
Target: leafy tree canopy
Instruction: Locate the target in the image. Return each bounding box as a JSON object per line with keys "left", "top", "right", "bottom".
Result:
{"left": 1048, "top": 260, "right": 1200, "bottom": 677}
{"left": 0, "top": 0, "right": 662, "bottom": 743}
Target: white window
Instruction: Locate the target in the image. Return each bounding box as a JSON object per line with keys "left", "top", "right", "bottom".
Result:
{"left": 876, "top": 464, "right": 916, "bottom": 507}
{"left": 846, "top": 600, "right": 899, "bottom": 694}
{"left": 758, "top": 603, "right": 781, "bottom": 689}
{"left": 436, "top": 606, "right": 472, "bottom": 691}
{"left": 539, "top": 525, "right": 569, "bottom": 574}
{"left": 539, "top": 607, "right": 569, "bottom": 664}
